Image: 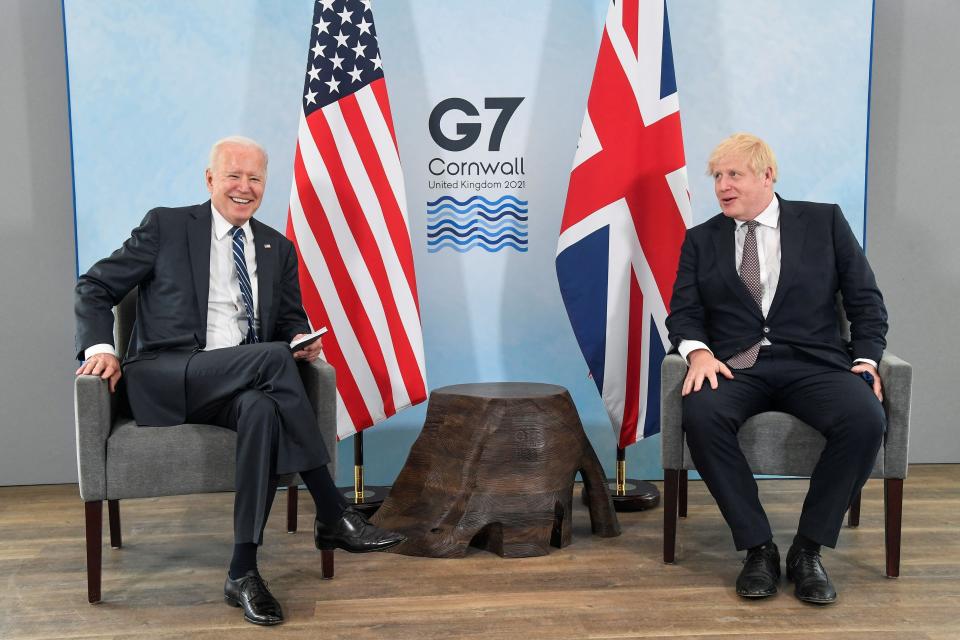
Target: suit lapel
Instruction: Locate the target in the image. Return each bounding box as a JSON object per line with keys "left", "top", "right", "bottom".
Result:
{"left": 251, "top": 219, "right": 276, "bottom": 341}
{"left": 187, "top": 202, "right": 212, "bottom": 340}
{"left": 711, "top": 215, "right": 764, "bottom": 319}
{"left": 767, "top": 196, "right": 807, "bottom": 320}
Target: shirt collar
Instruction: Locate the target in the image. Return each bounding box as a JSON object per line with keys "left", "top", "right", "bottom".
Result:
{"left": 210, "top": 202, "right": 253, "bottom": 241}
{"left": 735, "top": 195, "right": 780, "bottom": 231}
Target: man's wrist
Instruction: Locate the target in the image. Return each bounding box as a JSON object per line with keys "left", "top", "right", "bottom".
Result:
{"left": 678, "top": 339, "right": 713, "bottom": 364}
{"left": 84, "top": 344, "right": 117, "bottom": 360}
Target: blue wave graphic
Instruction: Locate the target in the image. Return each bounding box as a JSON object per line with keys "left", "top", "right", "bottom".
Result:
{"left": 426, "top": 218, "right": 528, "bottom": 232}
{"left": 427, "top": 209, "right": 528, "bottom": 222}
{"left": 427, "top": 232, "right": 527, "bottom": 246}
{"left": 427, "top": 202, "right": 529, "bottom": 215}
{"left": 425, "top": 193, "right": 529, "bottom": 253}
{"left": 426, "top": 194, "right": 527, "bottom": 208}
{"left": 428, "top": 240, "right": 528, "bottom": 253}
{"left": 427, "top": 226, "right": 528, "bottom": 239}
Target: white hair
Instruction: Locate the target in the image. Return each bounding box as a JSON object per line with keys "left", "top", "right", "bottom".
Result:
{"left": 207, "top": 135, "right": 269, "bottom": 173}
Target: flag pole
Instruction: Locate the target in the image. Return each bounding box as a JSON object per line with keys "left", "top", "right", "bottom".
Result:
{"left": 353, "top": 432, "right": 365, "bottom": 504}
{"left": 338, "top": 430, "right": 391, "bottom": 517}
{"left": 585, "top": 447, "right": 659, "bottom": 512}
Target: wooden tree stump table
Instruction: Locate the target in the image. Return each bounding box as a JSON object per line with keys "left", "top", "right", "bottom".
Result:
{"left": 371, "top": 382, "right": 620, "bottom": 558}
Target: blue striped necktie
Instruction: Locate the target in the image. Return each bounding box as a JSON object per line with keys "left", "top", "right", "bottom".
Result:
{"left": 231, "top": 226, "right": 259, "bottom": 344}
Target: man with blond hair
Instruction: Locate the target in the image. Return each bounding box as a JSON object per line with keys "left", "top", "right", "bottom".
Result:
{"left": 75, "top": 136, "right": 404, "bottom": 625}
{"left": 666, "top": 133, "right": 887, "bottom": 604}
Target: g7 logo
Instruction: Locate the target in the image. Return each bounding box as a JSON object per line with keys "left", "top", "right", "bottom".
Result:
{"left": 428, "top": 97, "right": 524, "bottom": 152}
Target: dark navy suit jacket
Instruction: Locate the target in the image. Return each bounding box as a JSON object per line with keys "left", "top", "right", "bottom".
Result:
{"left": 75, "top": 201, "right": 310, "bottom": 426}
{"left": 665, "top": 195, "right": 887, "bottom": 369}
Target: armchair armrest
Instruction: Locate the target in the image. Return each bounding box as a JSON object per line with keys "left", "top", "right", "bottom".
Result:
{"left": 74, "top": 375, "right": 114, "bottom": 501}
{"left": 297, "top": 359, "right": 338, "bottom": 476}
{"left": 878, "top": 351, "right": 912, "bottom": 479}
{"left": 660, "top": 353, "right": 687, "bottom": 469}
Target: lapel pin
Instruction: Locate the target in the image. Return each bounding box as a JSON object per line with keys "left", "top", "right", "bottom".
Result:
{"left": 263, "top": 244, "right": 272, "bottom": 249}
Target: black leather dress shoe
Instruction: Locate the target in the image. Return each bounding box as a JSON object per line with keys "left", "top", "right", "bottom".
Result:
{"left": 736, "top": 543, "right": 781, "bottom": 598}
{"left": 786, "top": 547, "right": 837, "bottom": 604}
{"left": 224, "top": 570, "right": 284, "bottom": 626}
{"left": 314, "top": 507, "right": 406, "bottom": 553}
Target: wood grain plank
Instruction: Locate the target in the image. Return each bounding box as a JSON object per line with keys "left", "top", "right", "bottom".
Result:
{"left": 0, "top": 465, "right": 958, "bottom": 639}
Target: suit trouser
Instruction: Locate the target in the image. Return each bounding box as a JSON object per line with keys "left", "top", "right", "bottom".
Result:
{"left": 681, "top": 344, "right": 885, "bottom": 551}
{"left": 184, "top": 342, "right": 331, "bottom": 545}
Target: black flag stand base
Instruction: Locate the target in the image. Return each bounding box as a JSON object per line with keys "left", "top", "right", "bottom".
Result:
{"left": 336, "top": 431, "right": 389, "bottom": 518}
{"left": 581, "top": 447, "right": 660, "bottom": 512}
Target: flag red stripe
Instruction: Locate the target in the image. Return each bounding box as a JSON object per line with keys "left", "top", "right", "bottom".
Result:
{"left": 564, "top": 29, "right": 687, "bottom": 306}
{"left": 561, "top": 32, "right": 641, "bottom": 230}
{"left": 624, "top": 178, "right": 686, "bottom": 307}
{"left": 618, "top": 270, "right": 645, "bottom": 448}
{"left": 622, "top": 0, "right": 639, "bottom": 58}
{"left": 286, "top": 210, "right": 374, "bottom": 430}
{"left": 370, "top": 78, "right": 399, "bottom": 153}
{"left": 339, "top": 90, "right": 421, "bottom": 318}
{"left": 328, "top": 94, "right": 426, "bottom": 399}
{"left": 293, "top": 141, "right": 396, "bottom": 417}
{"left": 305, "top": 103, "right": 421, "bottom": 408}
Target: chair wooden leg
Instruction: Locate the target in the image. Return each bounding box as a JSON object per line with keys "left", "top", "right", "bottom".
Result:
{"left": 321, "top": 549, "right": 335, "bottom": 579}
{"left": 847, "top": 490, "right": 862, "bottom": 528}
{"left": 884, "top": 478, "right": 904, "bottom": 578}
{"left": 107, "top": 500, "right": 122, "bottom": 548}
{"left": 678, "top": 470, "right": 689, "bottom": 518}
{"left": 84, "top": 501, "right": 103, "bottom": 604}
{"left": 663, "top": 469, "right": 680, "bottom": 564}
{"left": 287, "top": 485, "right": 299, "bottom": 533}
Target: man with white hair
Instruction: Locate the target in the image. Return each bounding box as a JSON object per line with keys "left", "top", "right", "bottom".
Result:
{"left": 666, "top": 133, "right": 887, "bottom": 604}
{"left": 75, "top": 136, "right": 404, "bottom": 626}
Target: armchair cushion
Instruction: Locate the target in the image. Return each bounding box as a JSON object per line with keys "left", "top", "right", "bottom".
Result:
{"left": 660, "top": 351, "right": 909, "bottom": 480}
{"left": 105, "top": 420, "right": 237, "bottom": 500}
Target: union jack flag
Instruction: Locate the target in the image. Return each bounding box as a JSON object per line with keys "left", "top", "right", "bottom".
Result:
{"left": 286, "top": 0, "right": 427, "bottom": 439}
{"left": 556, "top": 0, "right": 691, "bottom": 448}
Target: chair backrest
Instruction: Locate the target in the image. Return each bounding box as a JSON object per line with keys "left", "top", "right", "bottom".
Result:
{"left": 114, "top": 288, "right": 138, "bottom": 358}
{"left": 835, "top": 292, "right": 851, "bottom": 342}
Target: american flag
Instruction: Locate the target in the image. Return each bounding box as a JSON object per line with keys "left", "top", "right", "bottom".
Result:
{"left": 556, "top": 0, "right": 691, "bottom": 448}
{"left": 286, "top": 0, "right": 427, "bottom": 439}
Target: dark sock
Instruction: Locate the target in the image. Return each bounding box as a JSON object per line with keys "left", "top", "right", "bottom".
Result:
{"left": 748, "top": 539, "right": 774, "bottom": 553}
{"left": 792, "top": 533, "right": 821, "bottom": 554}
{"left": 300, "top": 465, "right": 348, "bottom": 525}
{"left": 229, "top": 542, "right": 258, "bottom": 580}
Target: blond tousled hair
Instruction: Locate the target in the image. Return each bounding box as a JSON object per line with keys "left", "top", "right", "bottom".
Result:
{"left": 707, "top": 133, "right": 778, "bottom": 182}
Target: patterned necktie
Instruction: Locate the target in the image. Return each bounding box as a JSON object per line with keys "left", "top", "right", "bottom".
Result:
{"left": 231, "top": 226, "right": 259, "bottom": 345}
{"left": 726, "top": 220, "right": 762, "bottom": 369}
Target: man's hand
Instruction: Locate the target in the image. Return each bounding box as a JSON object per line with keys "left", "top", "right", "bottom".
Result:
{"left": 851, "top": 361, "right": 883, "bottom": 403}
{"left": 75, "top": 353, "right": 122, "bottom": 393}
{"left": 682, "top": 349, "right": 734, "bottom": 396}
{"left": 291, "top": 333, "right": 323, "bottom": 363}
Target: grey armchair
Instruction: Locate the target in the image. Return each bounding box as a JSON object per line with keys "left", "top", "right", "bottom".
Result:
{"left": 660, "top": 348, "right": 912, "bottom": 578}
{"left": 75, "top": 289, "right": 338, "bottom": 603}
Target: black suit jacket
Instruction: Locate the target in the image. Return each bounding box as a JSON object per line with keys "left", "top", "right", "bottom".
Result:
{"left": 75, "top": 201, "right": 310, "bottom": 426}
{"left": 665, "top": 196, "right": 887, "bottom": 369}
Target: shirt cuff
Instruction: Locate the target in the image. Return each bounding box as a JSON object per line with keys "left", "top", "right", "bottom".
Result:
{"left": 678, "top": 340, "right": 713, "bottom": 364}
{"left": 853, "top": 357, "right": 878, "bottom": 369}
{"left": 84, "top": 343, "right": 117, "bottom": 360}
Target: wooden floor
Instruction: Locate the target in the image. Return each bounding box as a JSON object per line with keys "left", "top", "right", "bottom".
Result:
{"left": 1, "top": 465, "right": 958, "bottom": 640}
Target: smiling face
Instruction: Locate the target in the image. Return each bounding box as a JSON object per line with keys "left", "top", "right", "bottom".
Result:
{"left": 711, "top": 154, "right": 774, "bottom": 221}
{"left": 205, "top": 142, "right": 267, "bottom": 226}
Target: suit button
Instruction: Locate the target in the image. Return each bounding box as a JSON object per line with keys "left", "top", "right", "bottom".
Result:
{"left": 763, "top": 326, "right": 770, "bottom": 334}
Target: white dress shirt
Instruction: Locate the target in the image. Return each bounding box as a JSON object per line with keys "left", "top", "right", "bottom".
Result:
{"left": 677, "top": 197, "right": 877, "bottom": 368}
{"left": 84, "top": 203, "right": 259, "bottom": 358}
{"left": 206, "top": 205, "right": 259, "bottom": 350}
